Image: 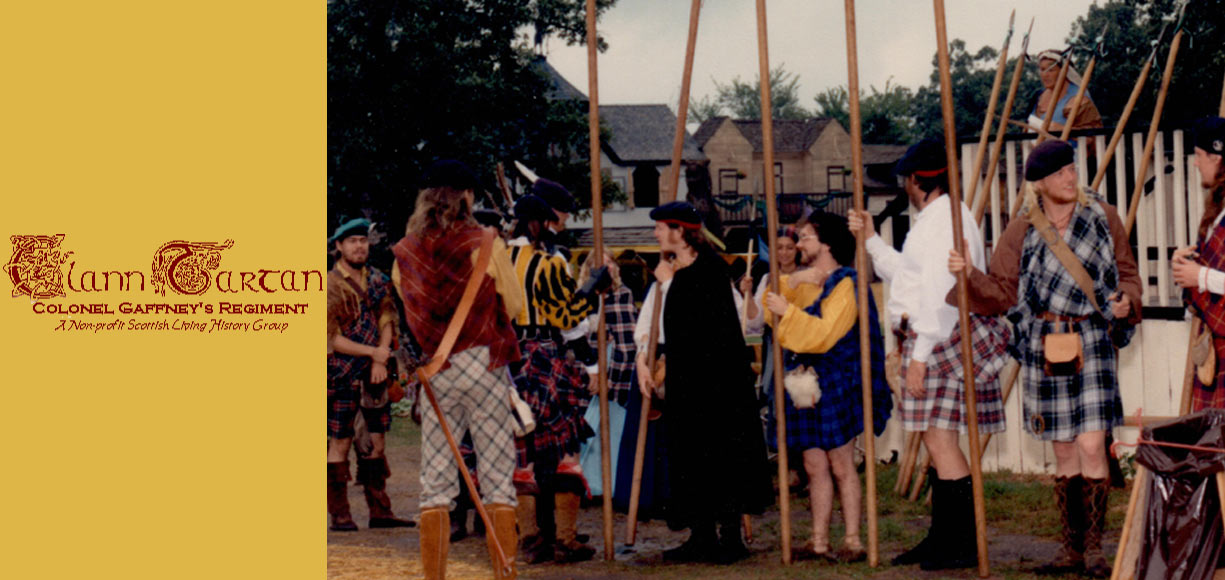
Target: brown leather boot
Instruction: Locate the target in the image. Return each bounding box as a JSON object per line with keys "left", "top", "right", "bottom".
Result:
{"left": 357, "top": 457, "right": 415, "bottom": 528}
{"left": 1035, "top": 475, "right": 1084, "bottom": 574}
{"left": 1082, "top": 477, "right": 1112, "bottom": 578}
{"left": 419, "top": 507, "right": 449, "bottom": 580}
{"left": 553, "top": 492, "right": 595, "bottom": 563}
{"left": 484, "top": 504, "right": 518, "bottom": 579}
{"left": 327, "top": 461, "right": 358, "bottom": 531}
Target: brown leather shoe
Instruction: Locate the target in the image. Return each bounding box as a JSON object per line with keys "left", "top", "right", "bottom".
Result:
{"left": 1082, "top": 477, "right": 1112, "bottom": 578}
{"left": 419, "top": 507, "right": 449, "bottom": 580}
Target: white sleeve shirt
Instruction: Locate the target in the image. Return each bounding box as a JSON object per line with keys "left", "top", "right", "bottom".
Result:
{"left": 634, "top": 280, "right": 670, "bottom": 351}
{"left": 867, "top": 195, "right": 986, "bottom": 365}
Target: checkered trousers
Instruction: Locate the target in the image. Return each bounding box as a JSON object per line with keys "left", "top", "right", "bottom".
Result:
{"left": 899, "top": 315, "right": 1009, "bottom": 434}
{"left": 419, "top": 346, "right": 516, "bottom": 510}
{"left": 510, "top": 336, "right": 593, "bottom": 467}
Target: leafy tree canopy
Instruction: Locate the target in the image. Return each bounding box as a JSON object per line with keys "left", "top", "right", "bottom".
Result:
{"left": 328, "top": 0, "right": 618, "bottom": 243}
{"left": 690, "top": 65, "right": 810, "bottom": 122}
{"left": 814, "top": 81, "right": 919, "bottom": 145}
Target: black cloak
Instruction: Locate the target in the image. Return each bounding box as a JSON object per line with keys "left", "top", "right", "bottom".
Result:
{"left": 662, "top": 249, "right": 773, "bottom": 528}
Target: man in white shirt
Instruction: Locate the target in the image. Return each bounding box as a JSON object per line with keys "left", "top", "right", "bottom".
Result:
{"left": 849, "top": 139, "right": 1007, "bottom": 571}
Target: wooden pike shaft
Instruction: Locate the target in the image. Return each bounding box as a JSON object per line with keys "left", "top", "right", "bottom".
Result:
{"left": 623, "top": 285, "right": 658, "bottom": 547}
{"left": 625, "top": 0, "right": 702, "bottom": 547}
{"left": 933, "top": 0, "right": 989, "bottom": 575}
{"left": 1059, "top": 56, "right": 1097, "bottom": 142}
{"left": 755, "top": 0, "right": 791, "bottom": 563}
{"left": 666, "top": 0, "right": 703, "bottom": 199}
{"left": 843, "top": 0, "right": 878, "bottom": 565}
{"left": 1036, "top": 57, "right": 1072, "bottom": 145}
{"left": 975, "top": 47, "right": 1027, "bottom": 225}
{"left": 1090, "top": 55, "right": 1155, "bottom": 191}
{"left": 1125, "top": 29, "right": 1183, "bottom": 235}
{"left": 896, "top": 431, "right": 922, "bottom": 495}
{"left": 582, "top": 0, "right": 615, "bottom": 559}
{"left": 965, "top": 22, "right": 1011, "bottom": 210}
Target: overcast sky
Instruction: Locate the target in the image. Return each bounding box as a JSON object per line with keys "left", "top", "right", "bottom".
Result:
{"left": 547, "top": 0, "right": 1099, "bottom": 113}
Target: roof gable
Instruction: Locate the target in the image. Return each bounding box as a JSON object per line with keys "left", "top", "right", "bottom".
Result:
{"left": 729, "top": 118, "right": 835, "bottom": 153}
{"left": 601, "top": 104, "right": 704, "bottom": 164}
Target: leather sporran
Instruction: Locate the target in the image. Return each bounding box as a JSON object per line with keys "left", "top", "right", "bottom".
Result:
{"left": 1191, "top": 323, "right": 1216, "bottom": 386}
{"left": 508, "top": 388, "right": 536, "bottom": 436}
{"left": 1043, "top": 321, "right": 1083, "bottom": 376}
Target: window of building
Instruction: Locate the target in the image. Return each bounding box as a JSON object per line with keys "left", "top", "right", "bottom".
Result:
{"left": 827, "top": 166, "right": 846, "bottom": 192}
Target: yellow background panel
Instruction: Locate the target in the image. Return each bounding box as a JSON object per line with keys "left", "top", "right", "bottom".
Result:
{"left": 1, "top": 2, "right": 321, "bottom": 578}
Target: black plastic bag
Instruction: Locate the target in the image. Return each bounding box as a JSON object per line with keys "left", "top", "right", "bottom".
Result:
{"left": 1135, "top": 409, "right": 1225, "bottom": 580}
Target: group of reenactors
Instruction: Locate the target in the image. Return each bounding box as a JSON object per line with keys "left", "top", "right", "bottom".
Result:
{"left": 326, "top": 42, "right": 1225, "bottom": 578}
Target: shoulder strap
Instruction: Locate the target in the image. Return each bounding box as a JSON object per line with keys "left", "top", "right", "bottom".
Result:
{"left": 1027, "top": 205, "right": 1103, "bottom": 314}
{"left": 420, "top": 228, "right": 497, "bottom": 378}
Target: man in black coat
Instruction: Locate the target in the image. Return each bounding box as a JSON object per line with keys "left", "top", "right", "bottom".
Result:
{"left": 641, "top": 201, "right": 772, "bottom": 564}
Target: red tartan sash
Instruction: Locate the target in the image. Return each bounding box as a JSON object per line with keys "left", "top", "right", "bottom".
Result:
{"left": 393, "top": 226, "right": 519, "bottom": 371}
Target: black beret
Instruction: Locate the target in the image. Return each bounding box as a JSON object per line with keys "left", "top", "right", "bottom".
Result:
{"left": 329, "top": 218, "right": 371, "bottom": 244}
{"left": 1025, "top": 140, "right": 1075, "bottom": 181}
{"left": 1193, "top": 117, "right": 1225, "bottom": 156}
{"left": 649, "top": 201, "right": 702, "bottom": 229}
{"left": 514, "top": 194, "right": 556, "bottom": 223}
{"left": 532, "top": 178, "right": 576, "bottom": 214}
{"left": 421, "top": 159, "right": 478, "bottom": 191}
{"left": 895, "top": 138, "right": 948, "bottom": 177}
{"left": 473, "top": 209, "right": 504, "bottom": 229}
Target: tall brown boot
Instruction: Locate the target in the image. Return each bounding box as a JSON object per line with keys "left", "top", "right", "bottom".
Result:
{"left": 553, "top": 492, "right": 595, "bottom": 563}
{"left": 1035, "top": 475, "right": 1084, "bottom": 574}
{"left": 327, "top": 461, "right": 358, "bottom": 531}
{"left": 357, "top": 457, "right": 415, "bottom": 528}
{"left": 517, "top": 494, "right": 551, "bottom": 564}
{"left": 485, "top": 504, "right": 518, "bottom": 579}
{"left": 1082, "top": 477, "right": 1112, "bottom": 578}
{"left": 419, "top": 507, "right": 450, "bottom": 580}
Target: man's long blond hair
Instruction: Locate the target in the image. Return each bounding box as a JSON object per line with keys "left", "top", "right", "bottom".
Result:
{"left": 1021, "top": 180, "right": 1092, "bottom": 214}
{"left": 405, "top": 186, "right": 474, "bottom": 236}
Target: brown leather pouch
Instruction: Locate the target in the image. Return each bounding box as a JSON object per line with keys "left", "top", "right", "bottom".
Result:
{"left": 1043, "top": 320, "right": 1083, "bottom": 376}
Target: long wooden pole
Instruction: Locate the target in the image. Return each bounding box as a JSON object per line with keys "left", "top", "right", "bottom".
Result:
{"left": 755, "top": 0, "right": 791, "bottom": 563}
{"left": 582, "top": 0, "right": 615, "bottom": 560}
{"left": 624, "top": 0, "right": 702, "bottom": 547}
{"left": 1124, "top": 28, "right": 1183, "bottom": 235}
{"left": 1060, "top": 25, "right": 1108, "bottom": 143}
{"left": 965, "top": 11, "right": 1014, "bottom": 210}
{"left": 1036, "top": 54, "right": 1072, "bottom": 145}
{"left": 974, "top": 18, "right": 1031, "bottom": 226}
{"left": 842, "top": 0, "right": 878, "bottom": 565}
{"left": 1089, "top": 40, "right": 1159, "bottom": 191}
{"left": 932, "top": 1, "right": 989, "bottom": 576}
{"left": 1058, "top": 56, "right": 1098, "bottom": 142}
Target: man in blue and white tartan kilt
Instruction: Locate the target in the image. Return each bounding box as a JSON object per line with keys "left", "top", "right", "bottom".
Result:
{"left": 951, "top": 140, "right": 1142, "bottom": 578}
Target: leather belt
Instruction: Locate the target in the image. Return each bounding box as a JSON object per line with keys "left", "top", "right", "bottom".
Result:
{"left": 1037, "top": 312, "right": 1091, "bottom": 323}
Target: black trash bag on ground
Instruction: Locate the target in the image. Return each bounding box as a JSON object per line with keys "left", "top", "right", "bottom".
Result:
{"left": 1136, "top": 409, "right": 1225, "bottom": 580}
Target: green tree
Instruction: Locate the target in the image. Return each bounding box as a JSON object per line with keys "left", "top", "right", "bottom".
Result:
{"left": 911, "top": 39, "right": 1044, "bottom": 141}
{"left": 687, "top": 95, "right": 723, "bottom": 124}
{"left": 1066, "top": 0, "right": 1225, "bottom": 127}
{"left": 814, "top": 81, "right": 919, "bottom": 144}
{"left": 328, "top": 0, "right": 619, "bottom": 241}
{"left": 698, "top": 65, "right": 810, "bottom": 121}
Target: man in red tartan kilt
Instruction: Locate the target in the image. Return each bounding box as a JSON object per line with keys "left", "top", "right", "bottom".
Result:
{"left": 849, "top": 139, "right": 1008, "bottom": 571}
{"left": 1174, "top": 117, "right": 1225, "bottom": 411}
{"left": 326, "top": 218, "right": 416, "bottom": 532}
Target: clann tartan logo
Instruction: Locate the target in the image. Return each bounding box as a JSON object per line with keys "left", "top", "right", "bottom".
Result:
{"left": 151, "top": 240, "right": 235, "bottom": 296}
{"left": 6, "top": 234, "right": 72, "bottom": 300}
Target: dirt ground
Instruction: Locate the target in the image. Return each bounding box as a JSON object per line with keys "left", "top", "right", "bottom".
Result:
{"left": 328, "top": 419, "right": 1122, "bottom": 580}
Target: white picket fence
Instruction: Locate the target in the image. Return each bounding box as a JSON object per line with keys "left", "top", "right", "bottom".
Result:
{"left": 868, "top": 129, "right": 1201, "bottom": 474}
